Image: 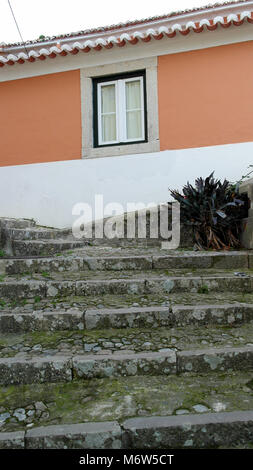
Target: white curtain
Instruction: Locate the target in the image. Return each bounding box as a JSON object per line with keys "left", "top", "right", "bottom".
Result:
{"left": 101, "top": 84, "right": 116, "bottom": 142}
{"left": 125, "top": 80, "right": 142, "bottom": 140}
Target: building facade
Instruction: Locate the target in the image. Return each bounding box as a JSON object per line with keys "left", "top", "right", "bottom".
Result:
{"left": 0, "top": 0, "right": 253, "bottom": 227}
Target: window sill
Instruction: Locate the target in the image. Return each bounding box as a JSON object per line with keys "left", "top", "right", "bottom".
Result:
{"left": 82, "top": 140, "right": 160, "bottom": 159}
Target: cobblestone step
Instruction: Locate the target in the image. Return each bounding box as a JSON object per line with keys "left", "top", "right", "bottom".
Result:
{"left": 1, "top": 321, "right": 253, "bottom": 357}
{"left": 0, "top": 272, "right": 252, "bottom": 300}
{"left": 1, "top": 304, "right": 252, "bottom": 333}
{"left": 1, "top": 291, "right": 252, "bottom": 312}
{"left": 4, "top": 249, "right": 252, "bottom": 274}
{"left": 0, "top": 372, "right": 253, "bottom": 448}
{"left": 1, "top": 339, "right": 253, "bottom": 384}
{"left": 12, "top": 240, "right": 87, "bottom": 257}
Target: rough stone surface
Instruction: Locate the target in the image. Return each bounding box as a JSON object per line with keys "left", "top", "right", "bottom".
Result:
{"left": 12, "top": 240, "right": 86, "bottom": 257}
{"left": 1, "top": 219, "right": 253, "bottom": 449}
{"left": 85, "top": 306, "right": 171, "bottom": 330}
{"left": 0, "top": 372, "right": 253, "bottom": 433}
{"left": 122, "top": 411, "right": 253, "bottom": 449}
{"left": 5, "top": 250, "right": 251, "bottom": 275}
{"left": 0, "top": 281, "right": 46, "bottom": 300}
{"left": 0, "top": 431, "right": 25, "bottom": 449}
{"left": 177, "top": 346, "right": 253, "bottom": 373}
{"left": 25, "top": 421, "right": 122, "bottom": 449}
{"left": 0, "top": 309, "right": 85, "bottom": 333}
{"left": 0, "top": 274, "right": 252, "bottom": 302}
{"left": 73, "top": 351, "right": 177, "bottom": 379}
{"left": 171, "top": 304, "right": 252, "bottom": 326}
{"left": 0, "top": 356, "right": 72, "bottom": 385}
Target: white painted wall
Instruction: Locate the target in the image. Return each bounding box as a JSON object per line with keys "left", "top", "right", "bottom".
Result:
{"left": 0, "top": 142, "right": 252, "bottom": 228}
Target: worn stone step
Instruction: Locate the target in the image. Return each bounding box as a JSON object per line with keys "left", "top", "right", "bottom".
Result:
{"left": 123, "top": 411, "right": 253, "bottom": 449}
{"left": 1, "top": 304, "right": 252, "bottom": 333}
{"left": 0, "top": 356, "right": 72, "bottom": 385}
{"left": 84, "top": 303, "right": 253, "bottom": 330}
{"left": 1, "top": 290, "right": 252, "bottom": 313}
{"left": 2, "top": 411, "right": 253, "bottom": 449}
{"left": 1, "top": 322, "right": 253, "bottom": 358}
{"left": 73, "top": 345, "right": 253, "bottom": 379}
{"left": 0, "top": 272, "right": 252, "bottom": 300}
{"left": 0, "top": 218, "right": 36, "bottom": 230}
{"left": 7, "top": 227, "right": 71, "bottom": 241}
{"left": 12, "top": 240, "right": 87, "bottom": 257}
{"left": 4, "top": 249, "right": 252, "bottom": 274}
{"left": 1, "top": 340, "right": 253, "bottom": 384}
{"left": 0, "top": 372, "right": 253, "bottom": 448}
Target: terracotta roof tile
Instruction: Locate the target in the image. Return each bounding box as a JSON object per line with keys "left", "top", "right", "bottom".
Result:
{"left": 0, "top": 0, "right": 252, "bottom": 67}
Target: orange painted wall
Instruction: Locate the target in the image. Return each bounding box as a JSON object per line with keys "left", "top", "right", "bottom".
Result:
{"left": 158, "top": 41, "right": 253, "bottom": 150}
{"left": 0, "top": 70, "right": 81, "bottom": 166}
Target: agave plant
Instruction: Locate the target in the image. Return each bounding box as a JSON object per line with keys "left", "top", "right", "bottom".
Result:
{"left": 169, "top": 172, "right": 248, "bottom": 250}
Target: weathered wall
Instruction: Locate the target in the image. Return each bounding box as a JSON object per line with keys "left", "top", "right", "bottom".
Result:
{"left": 0, "top": 70, "right": 82, "bottom": 166}
{"left": 158, "top": 41, "right": 253, "bottom": 150}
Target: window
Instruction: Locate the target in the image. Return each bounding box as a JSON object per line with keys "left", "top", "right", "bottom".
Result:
{"left": 81, "top": 57, "right": 160, "bottom": 158}
{"left": 93, "top": 71, "right": 147, "bottom": 147}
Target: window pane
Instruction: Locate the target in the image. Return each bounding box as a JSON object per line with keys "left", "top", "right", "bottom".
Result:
{"left": 101, "top": 84, "right": 116, "bottom": 113}
{"left": 126, "top": 110, "right": 142, "bottom": 139}
{"left": 102, "top": 114, "right": 116, "bottom": 142}
{"left": 126, "top": 80, "right": 141, "bottom": 110}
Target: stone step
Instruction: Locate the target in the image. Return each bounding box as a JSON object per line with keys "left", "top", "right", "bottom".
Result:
{"left": 2, "top": 411, "right": 253, "bottom": 449}
{"left": 12, "top": 240, "right": 87, "bottom": 257}
{"left": 1, "top": 321, "right": 253, "bottom": 358}
{"left": 123, "top": 411, "right": 253, "bottom": 449}
{"left": 0, "top": 218, "right": 36, "bottom": 230}
{"left": 1, "top": 291, "right": 253, "bottom": 321}
{"left": 1, "top": 304, "right": 252, "bottom": 333}
{"left": 0, "top": 272, "right": 252, "bottom": 300}
{"left": 4, "top": 249, "right": 252, "bottom": 274}
{"left": 1, "top": 337, "right": 253, "bottom": 384}
{"left": 0, "top": 372, "right": 253, "bottom": 448}
{"left": 7, "top": 227, "right": 71, "bottom": 241}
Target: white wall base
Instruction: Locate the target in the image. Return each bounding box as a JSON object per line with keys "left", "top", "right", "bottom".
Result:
{"left": 0, "top": 142, "right": 252, "bottom": 228}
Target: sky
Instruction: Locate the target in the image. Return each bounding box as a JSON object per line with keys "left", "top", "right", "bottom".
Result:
{"left": 0, "top": 0, "right": 238, "bottom": 44}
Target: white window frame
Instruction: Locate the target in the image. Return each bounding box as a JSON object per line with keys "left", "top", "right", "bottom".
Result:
{"left": 80, "top": 57, "right": 160, "bottom": 159}
{"left": 97, "top": 76, "right": 145, "bottom": 146}
{"left": 97, "top": 80, "right": 119, "bottom": 146}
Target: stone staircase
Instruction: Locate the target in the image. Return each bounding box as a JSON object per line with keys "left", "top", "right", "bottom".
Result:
{"left": 1, "top": 218, "right": 253, "bottom": 449}
{"left": 0, "top": 217, "right": 87, "bottom": 257}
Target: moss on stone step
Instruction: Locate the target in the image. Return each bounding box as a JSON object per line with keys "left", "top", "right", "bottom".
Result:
{"left": 0, "top": 372, "right": 253, "bottom": 432}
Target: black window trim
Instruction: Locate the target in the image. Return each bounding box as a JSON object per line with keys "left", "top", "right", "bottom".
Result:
{"left": 92, "top": 69, "right": 148, "bottom": 148}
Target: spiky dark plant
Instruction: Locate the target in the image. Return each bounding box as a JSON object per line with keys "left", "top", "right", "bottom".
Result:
{"left": 169, "top": 172, "right": 248, "bottom": 250}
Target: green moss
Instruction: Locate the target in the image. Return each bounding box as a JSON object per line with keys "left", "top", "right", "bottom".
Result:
{"left": 198, "top": 284, "right": 209, "bottom": 294}
{"left": 1, "top": 372, "right": 253, "bottom": 432}
{"left": 41, "top": 271, "right": 50, "bottom": 278}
